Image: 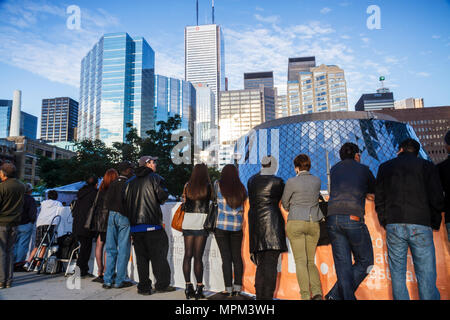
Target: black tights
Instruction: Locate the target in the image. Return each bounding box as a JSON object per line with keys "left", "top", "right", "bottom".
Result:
{"left": 183, "top": 235, "right": 207, "bottom": 283}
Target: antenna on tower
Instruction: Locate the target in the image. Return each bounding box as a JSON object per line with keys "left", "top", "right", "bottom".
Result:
{"left": 212, "top": 0, "right": 215, "bottom": 24}
{"left": 196, "top": 0, "right": 199, "bottom": 25}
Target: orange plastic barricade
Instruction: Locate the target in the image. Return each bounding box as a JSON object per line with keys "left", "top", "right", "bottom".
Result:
{"left": 241, "top": 200, "right": 450, "bottom": 300}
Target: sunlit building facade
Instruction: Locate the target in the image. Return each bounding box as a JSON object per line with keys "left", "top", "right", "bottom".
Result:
{"left": 78, "top": 32, "right": 155, "bottom": 145}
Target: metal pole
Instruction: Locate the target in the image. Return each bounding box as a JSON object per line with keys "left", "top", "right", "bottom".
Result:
{"left": 326, "top": 150, "right": 331, "bottom": 195}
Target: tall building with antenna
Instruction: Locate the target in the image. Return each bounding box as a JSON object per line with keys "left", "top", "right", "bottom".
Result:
{"left": 185, "top": 0, "right": 225, "bottom": 144}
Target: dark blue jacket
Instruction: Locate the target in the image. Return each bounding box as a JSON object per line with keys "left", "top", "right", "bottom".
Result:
{"left": 327, "top": 159, "right": 376, "bottom": 218}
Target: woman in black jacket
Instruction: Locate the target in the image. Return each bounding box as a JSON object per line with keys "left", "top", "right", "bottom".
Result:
{"left": 72, "top": 176, "right": 97, "bottom": 278}
{"left": 182, "top": 164, "right": 213, "bottom": 300}
{"left": 87, "top": 169, "right": 118, "bottom": 283}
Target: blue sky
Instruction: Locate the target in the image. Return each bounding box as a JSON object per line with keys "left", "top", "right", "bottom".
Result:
{"left": 0, "top": 0, "right": 449, "bottom": 136}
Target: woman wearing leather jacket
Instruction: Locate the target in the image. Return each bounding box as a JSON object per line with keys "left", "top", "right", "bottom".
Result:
{"left": 182, "top": 164, "right": 213, "bottom": 300}
{"left": 247, "top": 156, "right": 287, "bottom": 300}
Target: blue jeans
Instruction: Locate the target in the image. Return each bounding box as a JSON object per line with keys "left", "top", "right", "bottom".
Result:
{"left": 14, "top": 223, "right": 33, "bottom": 263}
{"left": 386, "top": 223, "right": 440, "bottom": 300}
{"left": 326, "top": 215, "right": 374, "bottom": 300}
{"left": 103, "top": 211, "right": 131, "bottom": 287}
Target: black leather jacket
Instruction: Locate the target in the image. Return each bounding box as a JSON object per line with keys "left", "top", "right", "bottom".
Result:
{"left": 184, "top": 183, "right": 212, "bottom": 214}
{"left": 247, "top": 173, "right": 287, "bottom": 256}
{"left": 124, "top": 167, "right": 169, "bottom": 226}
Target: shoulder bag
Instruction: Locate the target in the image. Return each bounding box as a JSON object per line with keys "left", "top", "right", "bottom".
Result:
{"left": 203, "top": 181, "right": 218, "bottom": 233}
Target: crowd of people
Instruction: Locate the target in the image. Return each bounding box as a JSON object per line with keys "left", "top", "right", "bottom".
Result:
{"left": 0, "top": 131, "right": 449, "bottom": 300}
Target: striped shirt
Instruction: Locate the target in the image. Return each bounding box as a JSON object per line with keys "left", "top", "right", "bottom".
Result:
{"left": 216, "top": 183, "right": 243, "bottom": 232}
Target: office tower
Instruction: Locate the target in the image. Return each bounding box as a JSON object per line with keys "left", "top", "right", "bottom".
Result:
{"left": 194, "top": 83, "right": 215, "bottom": 149}
{"left": 185, "top": 24, "right": 225, "bottom": 127}
{"left": 244, "top": 71, "right": 274, "bottom": 89}
{"left": 78, "top": 32, "right": 155, "bottom": 145}
{"left": 0, "top": 94, "right": 37, "bottom": 140}
{"left": 394, "top": 98, "right": 424, "bottom": 109}
{"left": 355, "top": 92, "right": 394, "bottom": 111}
{"left": 287, "top": 64, "right": 348, "bottom": 115}
{"left": 218, "top": 87, "right": 276, "bottom": 168}
{"left": 154, "top": 74, "right": 196, "bottom": 134}
{"left": 41, "top": 97, "right": 79, "bottom": 142}
{"left": 375, "top": 106, "right": 450, "bottom": 164}
{"left": 288, "top": 56, "right": 316, "bottom": 82}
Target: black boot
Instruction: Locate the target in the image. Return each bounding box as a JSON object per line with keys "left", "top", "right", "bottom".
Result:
{"left": 194, "top": 284, "right": 205, "bottom": 300}
{"left": 185, "top": 283, "right": 195, "bottom": 299}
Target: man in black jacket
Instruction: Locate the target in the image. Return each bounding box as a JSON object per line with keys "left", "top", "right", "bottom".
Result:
{"left": 247, "top": 155, "right": 287, "bottom": 300}
{"left": 124, "top": 156, "right": 175, "bottom": 295}
{"left": 102, "top": 162, "right": 134, "bottom": 289}
{"left": 375, "top": 139, "right": 445, "bottom": 300}
{"left": 72, "top": 175, "right": 98, "bottom": 278}
{"left": 325, "top": 143, "right": 375, "bottom": 300}
{"left": 437, "top": 131, "right": 450, "bottom": 242}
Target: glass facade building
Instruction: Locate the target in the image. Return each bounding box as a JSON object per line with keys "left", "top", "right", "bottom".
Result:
{"left": 41, "top": 97, "right": 78, "bottom": 142}
{"left": 154, "top": 74, "right": 196, "bottom": 134}
{"left": 0, "top": 100, "right": 12, "bottom": 138}
{"left": 78, "top": 33, "right": 155, "bottom": 145}
{"left": 20, "top": 112, "right": 37, "bottom": 140}
{"left": 244, "top": 72, "right": 274, "bottom": 90}
{"left": 235, "top": 111, "right": 427, "bottom": 191}
{"left": 0, "top": 100, "right": 37, "bottom": 139}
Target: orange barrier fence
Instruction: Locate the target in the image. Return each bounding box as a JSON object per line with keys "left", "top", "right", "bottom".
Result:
{"left": 241, "top": 200, "right": 450, "bottom": 300}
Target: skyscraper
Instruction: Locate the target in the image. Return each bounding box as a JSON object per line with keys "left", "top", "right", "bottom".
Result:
{"left": 218, "top": 87, "right": 276, "bottom": 168}
{"left": 194, "top": 83, "right": 215, "bottom": 149}
{"left": 394, "top": 97, "right": 424, "bottom": 109}
{"left": 185, "top": 24, "right": 225, "bottom": 127}
{"left": 154, "top": 74, "right": 196, "bottom": 134}
{"left": 287, "top": 64, "right": 348, "bottom": 115}
{"left": 288, "top": 56, "right": 316, "bottom": 82}
{"left": 78, "top": 32, "right": 155, "bottom": 145}
{"left": 355, "top": 92, "right": 394, "bottom": 111}
{"left": 244, "top": 71, "right": 274, "bottom": 89}
{"left": 41, "top": 97, "right": 78, "bottom": 142}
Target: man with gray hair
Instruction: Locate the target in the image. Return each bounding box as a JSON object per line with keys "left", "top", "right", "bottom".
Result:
{"left": 14, "top": 183, "right": 37, "bottom": 267}
{"left": 0, "top": 162, "right": 25, "bottom": 288}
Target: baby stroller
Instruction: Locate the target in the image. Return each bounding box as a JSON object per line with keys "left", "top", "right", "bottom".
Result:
{"left": 27, "top": 215, "right": 62, "bottom": 274}
{"left": 56, "top": 233, "right": 80, "bottom": 276}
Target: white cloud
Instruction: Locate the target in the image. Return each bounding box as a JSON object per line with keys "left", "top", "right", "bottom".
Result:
{"left": 320, "top": 7, "right": 332, "bottom": 14}
{"left": 0, "top": 0, "right": 121, "bottom": 87}
{"left": 416, "top": 72, "right": 431, "bottom": 77}
{"left": 432, "top": 35, "right": 441, "bottom": 39}
{"left": 255, "top": 6, "right": 264, "bottom": 12}
{"left": 254, "top": 14, "right": 280, "bottom": 24}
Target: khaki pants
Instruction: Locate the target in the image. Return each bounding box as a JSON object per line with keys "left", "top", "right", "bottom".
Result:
{"left": 286, "top": 220, "right": 322, "bottom": 300}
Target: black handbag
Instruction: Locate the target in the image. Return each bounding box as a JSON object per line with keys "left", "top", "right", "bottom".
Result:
{"left": 317, "top": 194, "right": 330, "bottom": 246}
{"left": 203, "top": 181, "right": 218, "bottom": 233}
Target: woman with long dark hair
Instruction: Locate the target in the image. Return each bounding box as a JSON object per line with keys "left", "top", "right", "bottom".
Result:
{"left": 90, "top": 168, "right": 118, "bottom": 283}
{"left": 182, "top": 163, "right": 213, "bottom": 299}
{"left": 214, "top": 164, "right": 248, "bottom": 297}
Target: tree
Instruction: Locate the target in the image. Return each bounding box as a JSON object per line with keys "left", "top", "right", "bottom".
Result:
{"left": 139, "top": 115, "right": 193, "bottom": 197}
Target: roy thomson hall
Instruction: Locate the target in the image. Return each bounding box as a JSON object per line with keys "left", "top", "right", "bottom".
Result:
{"left": 0, "top": 136, "right": 75, "bottom": 186}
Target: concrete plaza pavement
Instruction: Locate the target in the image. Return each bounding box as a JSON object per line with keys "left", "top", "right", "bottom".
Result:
{"left": 0, "top": 271, "right": 193, "bottom": 300}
